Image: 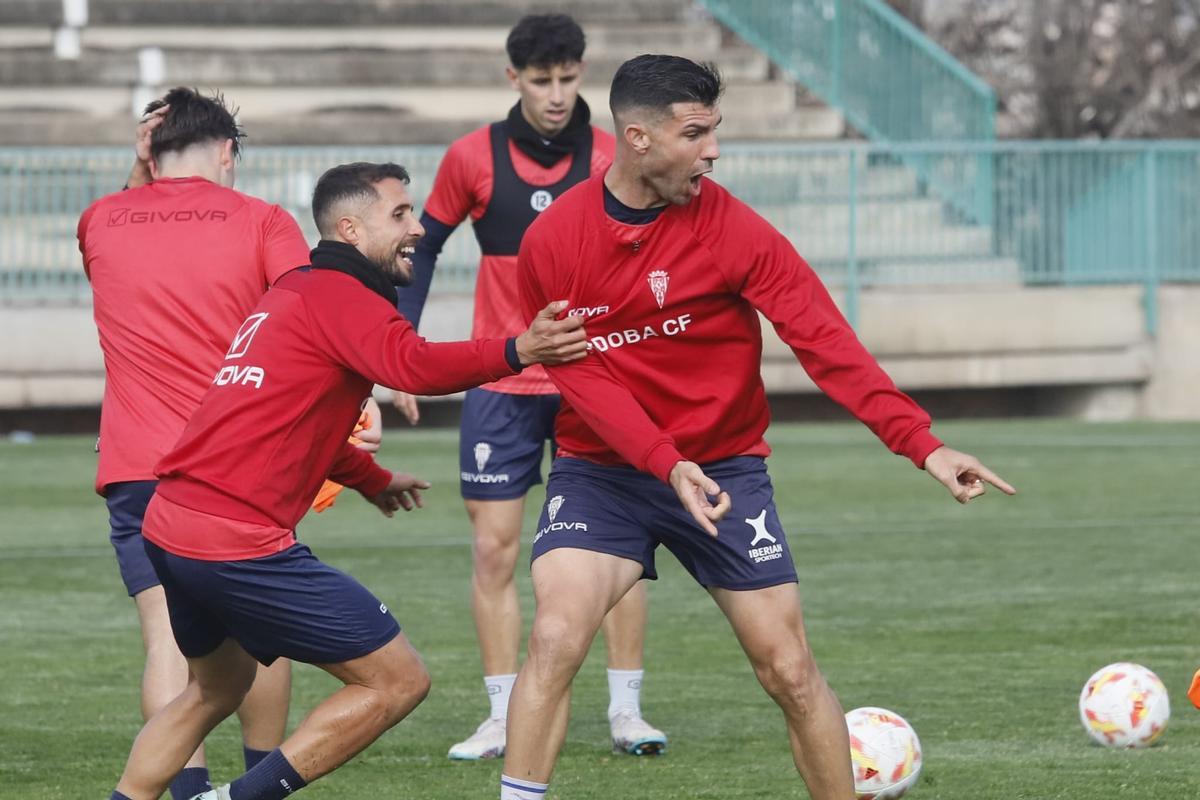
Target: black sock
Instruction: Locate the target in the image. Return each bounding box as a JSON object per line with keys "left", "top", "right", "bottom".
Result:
{"left": 169, "top": 767, "right": 212, "bottom": 800}
{"left": 243, "top": 746, "right": 271, "bottom": 771}
{"left": 229, "top": 748, "right": 307, "bottom": 799}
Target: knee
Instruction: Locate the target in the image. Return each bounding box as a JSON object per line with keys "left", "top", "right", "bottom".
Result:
{"left": 755, "top": 650, "right": 824, "bottom": 716}
{"left": 472, "top": 530, "right": 519, "bottom": 586}
{"left": 377, "top": 664, "right": 432, "bottom": 726}
{"left": 197, "top": 669, "right": 255, "bottom": 717}
{"left": 526, "top": 614, "right": 592, "bottom": 675}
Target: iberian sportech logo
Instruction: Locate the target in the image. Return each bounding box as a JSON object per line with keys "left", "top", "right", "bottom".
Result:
{"left": 107, "top": 208, "right": 228, "bottom": 227}
{"left": 744, "top": 509, "right": 783, "bottom": 564}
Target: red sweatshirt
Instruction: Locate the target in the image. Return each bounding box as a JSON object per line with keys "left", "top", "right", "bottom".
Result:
{"left": 518, "top": 172, "right": 943, "bottom": 483}
{"left": 149, "top": 266, "right": 516, "bottom": 559}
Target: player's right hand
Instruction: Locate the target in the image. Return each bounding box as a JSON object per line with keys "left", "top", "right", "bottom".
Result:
{"left": 126, "top": 103, "right": 169, "bottom": 190}
{"left": 515, "top": 300, "right": 588, "bottom": 366}
{"left": 391, "top": 391, "right": 420, "bottom": 425}
{"left": 368, "top": 471, "right": 431, "bottom": 517}
{"left": 668, "top": 461, "right": 731, "bottom": 537}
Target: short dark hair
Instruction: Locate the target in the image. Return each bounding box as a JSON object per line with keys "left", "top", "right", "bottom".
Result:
{"left": 144, "top": 87, "right": 244, "bottom": 161}
{"left": 506, "top": 13, "right": 585, "bottom": 69}
{"left": 311, "top": 162, "right": 411, "bottom": 236}
{"left": 609, "top": 55, "right": 724, "bottom": 120}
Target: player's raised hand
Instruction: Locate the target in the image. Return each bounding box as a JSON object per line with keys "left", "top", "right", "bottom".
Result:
{"left": 668, "top": 461, "right": 732, "bottom": 537}
{"left": 516, "top": 300, "right": 588, "bottom": 366}
{"left": 126, "top": 103, "right": 169, "bottom": 190}
{"left": 391, "top": 390, "right": 420, "bottom": 425}
{"left": 923, "top": 445, "right": 1015, "bottom": 504}
{"left": 368, "top": 471, "right": 431, "bottom": 517}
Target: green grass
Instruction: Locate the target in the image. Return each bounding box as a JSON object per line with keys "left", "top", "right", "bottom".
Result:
{"left": 1, "top": 419, "right": 1198, "bottom": 799}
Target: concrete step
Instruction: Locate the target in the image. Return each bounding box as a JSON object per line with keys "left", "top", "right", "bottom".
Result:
{"left": 0, "top": 0, "right": 695, "bottom": 27}
{"left": 750, "top": 198, "right": 947, "bottom": 233}
{"left": 0, "top": 106, "right": 842, "bottom": 146}
{"left": 718, "top": 162, "right": 921, "bottom": 200}
{"left": 0, "top": 44, "right": 771, "bottom": 86}
{"left": 0, "top": 22, "right": 724, "bottom": 54}
{"left": 792, "top": 226, "right": 995, "bottom": 262}
{"left": 0, "top": 81, "right": 800, "bottom": 123}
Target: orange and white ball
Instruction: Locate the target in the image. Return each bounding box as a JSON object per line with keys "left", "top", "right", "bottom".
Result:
{"left": 1079, "top": 662, "right": 1169, "bottom": 748}
{"left": 846, "top": 706, "right": 922, "bottom": 799}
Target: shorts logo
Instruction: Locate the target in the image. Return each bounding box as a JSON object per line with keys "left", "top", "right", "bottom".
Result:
{"left": 379, "top": 602, "right": 388, "bottom": 614}
{"left": 530, "top": 190, "right": 553, "bottom": 212}
{"left": 547, "top": 494, "right": 565, "bottom": 522}
{"left": 647, "top": 269, "right": 669, "bottom": 309}
{"left": 474, "top": 441, "right": 492, "bottom": 472}
{"left": 745, "top": 509, "right": 784, "bottom": 564}
{"left": 226, "top": 312, "right": 269, "bottom": 359}
{"left": 535, "top": 495, "right": 588, "bottom": 542}
{"left": 462, "top": 441, "right": 509, "bottom": 484}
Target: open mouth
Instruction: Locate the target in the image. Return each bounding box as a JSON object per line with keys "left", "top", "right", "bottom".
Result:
{"left": 688, "top": 170, "right": 710, "bottom": 195}
{"left": 399, "top": 245, "right": 415, "bottom": 268}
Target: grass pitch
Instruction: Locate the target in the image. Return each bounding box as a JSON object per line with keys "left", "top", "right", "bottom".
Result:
{"left": 1, "top": 419, "right": 1198, "bottom": 799}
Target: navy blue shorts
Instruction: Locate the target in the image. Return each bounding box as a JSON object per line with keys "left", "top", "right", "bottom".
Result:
{"left": 459, "top": 387, "right": 560, "bottom": 500}
{"left": 143, "top": 540, "right": 401, "bottom": 666}
{"left": 105, "top": 480, "right": 161, "bottom": 597}
{"left": 531, "top": 456, "right": 798, "bottom": 590}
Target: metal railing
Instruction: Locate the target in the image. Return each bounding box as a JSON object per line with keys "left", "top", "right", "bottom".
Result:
{"left": 699, "top": 0, "right": 997, "bottom": 224}
{"left": 698, "top": 0, "right": 996, "bottom": 142}
{"left": 3, "top": 141, "right": 1198, "bottom": 332}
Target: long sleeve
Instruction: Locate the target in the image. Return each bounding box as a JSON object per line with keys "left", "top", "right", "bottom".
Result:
{"left": 307, "top": 277, "right": 516, "bottom": 396}
{"left": 718, "top": 201, "right": 942, "bottom": 467}
{"left": 328, "top": 439, "right": 391, "bottom": 496}
{"left": 395, "top": 212, "right": 456, "bottom": 330}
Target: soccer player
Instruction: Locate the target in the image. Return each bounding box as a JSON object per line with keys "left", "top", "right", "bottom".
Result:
{"left": 499, "top": 55, "right": 1017, "bottom": 800}
{"left": 107, "top": 160, "right": 588, "bottom": 800}
{"left": 393, "top": 13, "right": 666, "bottom": 759}
{"left": 80, "top": 87, "right": 314, "bottom": 800}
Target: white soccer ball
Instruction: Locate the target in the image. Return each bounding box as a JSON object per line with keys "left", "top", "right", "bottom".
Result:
{"left": 846, "top": 706, "right": 923, "bottom": 799}
{"left": 1079, "top": 662, "right": 1169, "bottom": 748}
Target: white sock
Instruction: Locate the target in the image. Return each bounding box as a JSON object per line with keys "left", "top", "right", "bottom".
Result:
{"left": 500, "top": 774, "right": 548, "bottom": 800}
{"left": 485, "top": 673, "right": 517, "bottom": 720}
{"left": 607, "top": 668, "right": 644, "bottom": 719}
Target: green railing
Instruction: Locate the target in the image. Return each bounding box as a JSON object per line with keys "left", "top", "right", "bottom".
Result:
{"left": 3, "top": 142, "right": 1198, "bottom": 332}
{"left": 699, "top": 0, "right": 996, "bottom": 224}
{"left": 699, "top": 0, "right": 996, "bottom": 142}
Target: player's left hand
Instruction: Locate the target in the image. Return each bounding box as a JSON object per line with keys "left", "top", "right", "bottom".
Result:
{"left": 923, "top": 445, "right": 1016, "bottom": 504}
{"left": 368, "top": 471, "right": 431, "bottom": 517}
{"left": 669, "top": 461, "right": 732, "bottom": 537}
{"left": 355, "top": 398, "right": 383, "bottom": 453}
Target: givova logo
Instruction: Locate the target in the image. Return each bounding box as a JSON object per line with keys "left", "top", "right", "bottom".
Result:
{"left": 535, "top": 494, "right": 588, "bottom": 543}
{"left": 226, "top": 313, "right": 269, "bottom": 359}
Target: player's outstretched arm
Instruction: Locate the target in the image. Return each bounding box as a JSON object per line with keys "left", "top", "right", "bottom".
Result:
{"left": 514, "top": 300, "right": 588, "bottom": 366}
{"left": 367, "top": 471, "right": 431, "bottom": 518}
{"left": 668, "top": 461, "right": 732, "bottom": 537}
{"left": 923, "top": 446, "right": 1016, "bottom": 504}
{"left": 125, "top": 104, "right": 169, "bottom": 189}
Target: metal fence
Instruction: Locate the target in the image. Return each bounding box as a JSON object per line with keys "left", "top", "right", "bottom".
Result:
{"left": 698, "top": 0, "right": 996, "bottom": 143}
{"left": 2, "top": 141, "right": 1198, "bottom": 331}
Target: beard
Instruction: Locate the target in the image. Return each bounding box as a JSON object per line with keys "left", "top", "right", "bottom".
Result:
{"left": 368, "top": 245, "right": 413, "bottom": 286}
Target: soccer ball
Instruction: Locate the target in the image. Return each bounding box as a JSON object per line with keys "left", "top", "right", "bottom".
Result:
{"left": 846, "top": 706, "right": 922, "bottom": 799}
{"left": 1079, "top": 662, "right": 1169, "bottom": 748}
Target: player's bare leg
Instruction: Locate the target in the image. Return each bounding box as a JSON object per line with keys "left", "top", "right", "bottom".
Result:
{"left": 133, "top": 587, "right": 207, "bottom": 770}
{"left": 236, "top": 658, "right": 292, "bottom": 751}
{"left": 601, "top": 580, "right": 667, "bottom": 754}
{"left": 710, "top": 583, "right": 855, "bottom": 800}
{"left": 503, "top": 549, "right": 644, "bottom": 785}
{"left": 278, "top": 632, "right": 430, "bottom": 780}
{"left": 467, "top": 497, "right": 526, "bottom": 678}
{"left": 600, "top": 580, "right": 645, "bottom": 670}
{"left": 115, "top": 637, "right": 259, "bottom": 799}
